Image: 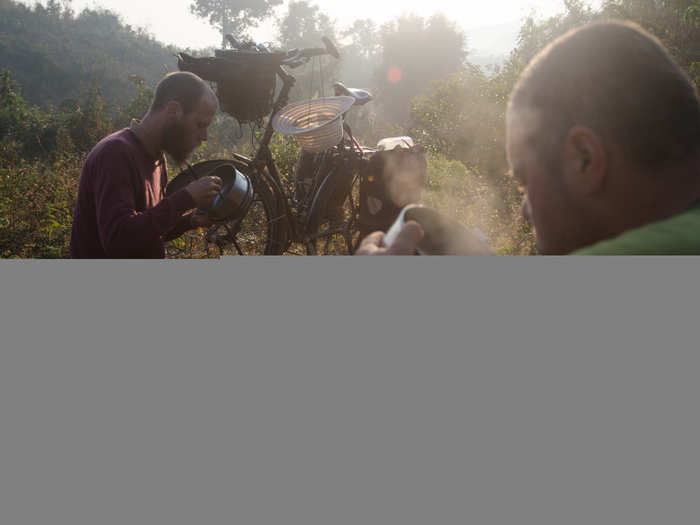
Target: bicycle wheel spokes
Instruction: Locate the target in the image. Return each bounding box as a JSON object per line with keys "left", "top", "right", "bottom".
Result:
{"left": 306, "top": 174, "right": 361, "bottom": 255}
{"left": 167, "top": 159, "right": 285, "bottom": 257}
{"left": 222, "top": 195, "right": 275, "bottom": 255}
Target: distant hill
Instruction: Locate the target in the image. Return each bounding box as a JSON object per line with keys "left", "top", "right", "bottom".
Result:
{"left": 465, "top": 20, "right": 521, "bottom": 71}
{"left": 0, "top": 0, "right": 180, "bottom": 112}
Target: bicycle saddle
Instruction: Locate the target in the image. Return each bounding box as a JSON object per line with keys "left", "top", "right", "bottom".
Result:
{"left": 333, "top": 82, "right": 374, "bottom": 106}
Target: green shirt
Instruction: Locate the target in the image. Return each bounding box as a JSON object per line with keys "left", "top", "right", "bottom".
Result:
{"left": 573, "top": 203, "right": 700, "bottom": 255}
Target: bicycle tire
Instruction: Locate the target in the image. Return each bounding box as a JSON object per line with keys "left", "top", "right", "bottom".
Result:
{"left": 304, "top": 163, "right": 361, "bottom": 255}
{"left": 166, "top": 159, "right": 284, "bottom": 256}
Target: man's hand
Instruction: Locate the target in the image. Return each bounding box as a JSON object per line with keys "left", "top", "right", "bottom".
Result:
{"left": 185, "top": 176, "right": 223, "bottom": 208}
{"left": 355, "top": 221, "right": 425, "bottom": 255}
{"left": 190, "top": 209, "right": 225, "bottom": 229}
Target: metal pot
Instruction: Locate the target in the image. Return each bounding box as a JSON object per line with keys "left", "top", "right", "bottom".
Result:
{"left": 200, "top": 164, "right": 254, "bottom": 221}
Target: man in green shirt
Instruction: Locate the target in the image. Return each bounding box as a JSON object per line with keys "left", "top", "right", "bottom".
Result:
{"left": 571, "top": 202, "right": 700, "bottom": 255}
{"left": 357, "top": 21, "right": 700, "bottom": 256}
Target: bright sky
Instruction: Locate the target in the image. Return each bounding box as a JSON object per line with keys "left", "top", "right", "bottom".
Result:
{"left": 22, "top": 1, "right": 598, "bottom": 49}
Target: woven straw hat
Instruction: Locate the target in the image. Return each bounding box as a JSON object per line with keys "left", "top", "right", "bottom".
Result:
{"left": 272, "top": 96, "right": 355, "bottom": 152}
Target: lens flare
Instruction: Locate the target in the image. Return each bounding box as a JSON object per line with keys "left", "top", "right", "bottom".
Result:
{"left": 387, "top": 67, "right": 403, "bottom": 84}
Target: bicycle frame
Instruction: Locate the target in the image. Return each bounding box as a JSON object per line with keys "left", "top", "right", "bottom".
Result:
{"left": 220, "top": 66, "right": 300, "bottom": 251}
{"left": 230, "top": 65, "right": 371, "bottom": 253}
{"left": 177, "top": 49, "right": 375, "bottom": 255}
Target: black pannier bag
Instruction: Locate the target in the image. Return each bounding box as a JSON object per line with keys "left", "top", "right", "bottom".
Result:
{"left": 359, "top": 144, "right": 428, "bottom": 238}
{"left": 177, "top": 51, "right": 279, "bottom": 124}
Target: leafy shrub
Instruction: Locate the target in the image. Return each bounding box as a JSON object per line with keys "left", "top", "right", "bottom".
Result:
{"left": 421, "top": 154, "right": 535, "bottom": 255}
{"left": 269, "top": 133, "right": 301, "bottom": 179}
{"left": 0, "top": 155, "right": 81, "bottom": 258}
{"left": 0, "top": 71, "right": 104, "bottom": 258}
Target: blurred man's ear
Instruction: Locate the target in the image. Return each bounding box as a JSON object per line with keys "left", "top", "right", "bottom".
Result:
{"left": 563, "top": 126, "right": 607, "bottom": 197}
{"left": 165, "top": 100, "right": 183, "bottom": 121}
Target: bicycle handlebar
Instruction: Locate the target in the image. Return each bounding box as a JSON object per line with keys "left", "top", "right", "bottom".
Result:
{"left": 223, "top": 34, "right": 340, "bottom": 67}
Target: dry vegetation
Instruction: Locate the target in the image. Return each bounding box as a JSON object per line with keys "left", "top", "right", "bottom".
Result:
{"left": 2, "top": 0, "right": 697, "bottom": 258}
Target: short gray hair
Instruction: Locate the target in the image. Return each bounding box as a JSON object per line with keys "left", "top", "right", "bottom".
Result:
{"left": 509, "top": 21, "right": 700, "bottom": 173}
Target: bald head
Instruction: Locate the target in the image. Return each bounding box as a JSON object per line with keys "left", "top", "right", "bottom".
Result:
{"left": 509, "top": 21, "right": 700, "bottom": 175}
{"left": 150, "top": 71, "right": 217, "bottom": 115}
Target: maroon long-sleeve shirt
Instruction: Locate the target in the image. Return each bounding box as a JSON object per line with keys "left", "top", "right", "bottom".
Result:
{"left": 70, "top": 128, "right": 196, "bottom": 258}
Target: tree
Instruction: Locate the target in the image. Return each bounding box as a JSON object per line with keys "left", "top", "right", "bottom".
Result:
{"left": 410, "top": 65, "right": 506, "bottom": 174}
{"left": 276, "top": 0, "right": 335, "bottom": 49}
{"left": 190, "top": 0, "right": 283, "bottom": 46}
{"left": 601, "top": 0, "right": 700, "bottom": 82}
{"left": 491, "top": 0, "right": 700, "bottom": 98}
{"left": 274, "top": 1, "right": 339, "bottom": 102}
{"left": 0, "top": 1, "right": 178, "bottom": 110}
{"left": 342, "top": 19, "right": 380, "bottom": 62}
{"left": 499, "top": 0, "right": 597, "bottom": 90}
{"left": 334, "top": 19, "right": 382, "bottom": 141}
{"left": 375, "top": 13, "right": 467, "bottom": 126}
{"left": 340, "top": 19, "right": 381, "bottom": 87}
{"left": 686, "top": 0, "right": 700, "bottom": 25}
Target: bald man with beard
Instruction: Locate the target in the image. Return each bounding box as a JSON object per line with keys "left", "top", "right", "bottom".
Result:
{"left": 70, "top": 72, "right": 224, "bottom": 258}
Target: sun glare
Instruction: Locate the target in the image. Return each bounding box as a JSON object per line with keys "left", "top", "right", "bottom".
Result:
{"left": 319, "top": 0, "right": 572, "bottom": 28}
{"left": 22, "top": 0, "right": 595, "bottom": 49}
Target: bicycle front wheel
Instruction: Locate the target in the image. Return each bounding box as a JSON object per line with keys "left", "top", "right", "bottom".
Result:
{"left": 166, "top": 159, "right": 285, "bottom": 256}
{"left": 304, "top": 166, "right": 361, "bottom": 255}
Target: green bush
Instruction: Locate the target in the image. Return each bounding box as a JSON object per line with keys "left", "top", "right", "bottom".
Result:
{"left": 0, "top": 155, "right": 81, "bottom": 258}
{"left": 269, "top": 133, "right": 301, "bottom": 179}
{"left": 0, "top": 71, "right": 103, "bottom": 258}
{"left": 421, "top": 154, "right": 536, "bottom": 255}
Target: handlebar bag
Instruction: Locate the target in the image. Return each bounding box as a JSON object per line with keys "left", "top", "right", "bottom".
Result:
{"left": 178, "top": 52, "right": 277, "bottom": 123}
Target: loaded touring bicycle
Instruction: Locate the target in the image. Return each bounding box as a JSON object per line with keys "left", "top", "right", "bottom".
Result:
{"left": 168, "top": 36, "right": 427, "bottom": 255}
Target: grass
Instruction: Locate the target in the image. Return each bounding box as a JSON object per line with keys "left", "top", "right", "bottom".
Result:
{"left": 1, "top": 138, "right": 535, "bottom": 258}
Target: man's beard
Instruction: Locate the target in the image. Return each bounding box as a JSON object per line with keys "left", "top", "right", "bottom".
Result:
{"left": 161, "top": 120, "right": 191, "bottom": 166}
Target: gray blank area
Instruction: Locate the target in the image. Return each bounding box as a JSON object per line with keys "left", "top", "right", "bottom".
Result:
{"left": 1, "top": 258, "right": 698, "bottom": 525}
